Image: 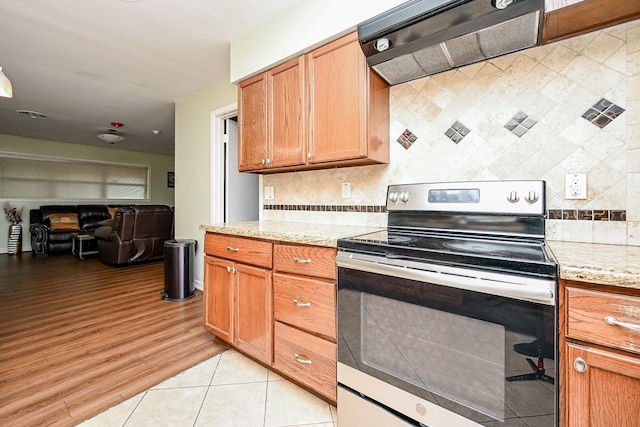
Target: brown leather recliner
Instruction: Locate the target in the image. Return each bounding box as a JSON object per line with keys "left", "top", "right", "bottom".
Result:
{"left": 94, "top": 205, "right": 174, "bottom": 266}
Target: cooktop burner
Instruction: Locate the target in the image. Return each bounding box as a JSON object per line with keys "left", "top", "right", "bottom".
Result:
{"left": 345, "top": 229, "right": 547, "bottom": 258}
{"left": 338, "top": 229, "right": 557, "bottom": 278}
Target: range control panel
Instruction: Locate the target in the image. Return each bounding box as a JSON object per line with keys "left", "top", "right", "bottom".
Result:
{"left": 386, "top": 180, "right": 546, "bottom": 215}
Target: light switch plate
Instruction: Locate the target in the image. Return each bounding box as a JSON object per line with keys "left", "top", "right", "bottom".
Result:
{"left": 342, "top": 182, "right": 351, "bottom": 198}
{"left": 264, "top": 186, "right": 274, "bottom": 200}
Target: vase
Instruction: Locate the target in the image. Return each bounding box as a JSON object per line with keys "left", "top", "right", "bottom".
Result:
{"left": 8, "top": 223, "right": 22, "bottom": 255}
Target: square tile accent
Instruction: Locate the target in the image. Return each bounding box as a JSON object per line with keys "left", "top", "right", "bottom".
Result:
{"left": 593, "top": 210, "right": 609, "bottom": 221}
{"left": 504, "top": 111, "right": 537, "bottom": 137}
{"left": 610, "top": 210, "right": 626, "bottom": 221}
{"left": 582, "top": 98, "right": 625, "bottom": 128}
{"left": 445, "top": 121, "right": 470, "bottom": 144}
{"left": 397, "top": 129, "right": 418, "bottom": 149}
{"left": 547, "top": 209, "right": 563, "bottom": 220}
{"left": 578, "top": 210, "right": 593, "bottom": 220}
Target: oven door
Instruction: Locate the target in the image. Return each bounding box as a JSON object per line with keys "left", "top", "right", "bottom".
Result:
{"left": 337, "top": 252, "right": 557, "bottom": 427}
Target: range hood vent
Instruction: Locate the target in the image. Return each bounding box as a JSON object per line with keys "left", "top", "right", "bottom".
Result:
{"left": 358, "top": 0, "right": 544, "bottom": 85}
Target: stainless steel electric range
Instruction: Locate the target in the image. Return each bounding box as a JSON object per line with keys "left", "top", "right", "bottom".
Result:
{"left": 337, "top": 180, "right": 558, "bottom": 427}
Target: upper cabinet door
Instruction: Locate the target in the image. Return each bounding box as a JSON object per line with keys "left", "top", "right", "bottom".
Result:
{"left": 236, "top": 31, "right": 389, "bottom": 173}
{"left": 307, "top": 32, "right": 367, "bottom": 164}
{"left": 238, "top": 73, "right": 268, "bottom": 171}
{"left": 268, "top": 57, "right": 307, "bottom": 169}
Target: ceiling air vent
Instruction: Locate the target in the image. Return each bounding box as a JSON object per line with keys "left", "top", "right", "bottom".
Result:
{"left": 17, "top": 110, "right": 48, "bottom": 119}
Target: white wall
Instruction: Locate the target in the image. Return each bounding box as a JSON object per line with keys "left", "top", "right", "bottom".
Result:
{"left": 175, "top": 78, "right": 237, "bottom": 285}
{"left": 230, "top": 0, "right": 405, "bottom": 82}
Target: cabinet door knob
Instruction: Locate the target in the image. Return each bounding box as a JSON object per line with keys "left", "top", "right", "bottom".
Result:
{"left": 294, "top": 353, "right": 312, "bottom": 364}
{"left": 227, "top": 246, "right": 240, "bottom": 252}
{"left": 226, "top": 265, "right": 236, "bottom": 274}
{"left": 293, "top": 299, "right": 311, "bottom": 307}
{"left": 604, "top": 316, "right": 640, "bottom": 332}
{"left": 261, "top": 159, "right": 266, "bottom": 165}
{"left": 574, "top": 357, "right": 587, "bottom": 373}
{"left": 293, "top": 257, "right": 311, "bottom": 264}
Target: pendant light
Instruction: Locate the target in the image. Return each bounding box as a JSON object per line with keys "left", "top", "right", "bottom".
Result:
{"left": 0, "top": 67, "right": 13, "bottom": 98}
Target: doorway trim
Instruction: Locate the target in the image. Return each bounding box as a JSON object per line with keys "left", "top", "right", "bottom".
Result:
{"left": 210, "top": 104, "right": 263, "bottom": 224}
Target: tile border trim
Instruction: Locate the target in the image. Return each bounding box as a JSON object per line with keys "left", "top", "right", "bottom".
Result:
{"left": 264, "top": 204, "right": 387, "bottom": 213}
{"left": 547, "top": 209, "right": 626, "bottom": 221}
{"left": 264, "top": 206, "right": 626, "bottom": 221}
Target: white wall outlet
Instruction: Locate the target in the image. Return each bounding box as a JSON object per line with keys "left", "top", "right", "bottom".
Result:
{"left": 565, "top": 174, "right": 587, "bottom": 199}
{"left": 264, "top": 186, "right": 275, "bottom": 200}
{"left": 342, "top": 182, "right": 351, "bottom": 198}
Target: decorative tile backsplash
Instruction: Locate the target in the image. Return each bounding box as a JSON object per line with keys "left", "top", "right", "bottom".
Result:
{"left": 397, "top": 129, "right": 418, "bottom": 149}
{"left": 444, "top": 121, "right": 470, "bottom": 144}
{"left": 581, "top": 98, "right": 625, "bottom": 128}
{"left": 263, "top": 19, "right": 640, "bottom": 246}
{"left": 264, "top": 204, "right": 386, "bottom": 213}
{"left": 504, "top": 111, "right": 537, "bottom": 137}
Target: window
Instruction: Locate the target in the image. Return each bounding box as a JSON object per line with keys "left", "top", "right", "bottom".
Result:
{"left": 0, "top": 153, "right": 150, "bottom": 200}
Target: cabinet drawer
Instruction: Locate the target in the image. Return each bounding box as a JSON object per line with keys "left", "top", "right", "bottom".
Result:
{"left": 567, "top": 287, "right": 640, "bottom": 354}
{"left": 273, "top": 273, "right": 335, "bottom": 339}
{"left": 274, "top": 244, "right": 336, "bottom": 279}
{"left": 274, "top": 321, "right": 336, "bottom": 401}
{"left": 205, "top": 233, "right": 272, "bottom": 268}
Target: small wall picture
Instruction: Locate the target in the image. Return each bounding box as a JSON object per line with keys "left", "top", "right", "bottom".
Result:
{"left": 167, "top": 172, "right": 175, "bottom": 188}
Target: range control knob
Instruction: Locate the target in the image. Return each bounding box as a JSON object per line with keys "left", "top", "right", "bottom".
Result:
{"left": 400, "top": 192, "right": 410, "bottom": 203}
{"left": 388, "top": 192, "right": 399, "bottom": 203}
{"left": 507, "top": 190, "right": 520, "bottom": 203}
{"left": 525, "top": 190, "right": 539, "bottom": 204}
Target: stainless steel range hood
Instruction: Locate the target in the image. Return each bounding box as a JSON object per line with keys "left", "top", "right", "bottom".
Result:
{"left": 358, "top": 0, "right": 544, "bottom": 85}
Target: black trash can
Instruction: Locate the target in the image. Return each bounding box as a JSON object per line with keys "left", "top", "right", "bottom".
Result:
{"left": 162, "top": 239, "right": 197, "bottom": 301}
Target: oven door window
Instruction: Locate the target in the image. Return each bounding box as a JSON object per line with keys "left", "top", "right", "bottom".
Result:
{"left": 338, "top": 267, "right": 556, "bottom": 426}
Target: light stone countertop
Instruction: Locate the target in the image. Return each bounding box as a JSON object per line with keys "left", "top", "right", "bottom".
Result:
{"left": 199, "top": 220, "right": 383, "bottom": 248}
{"left": 547, "top": 241, "right": 640, "bottom": 290}
{"left": 200, "top": 222, "right": 640, "bottom": 290}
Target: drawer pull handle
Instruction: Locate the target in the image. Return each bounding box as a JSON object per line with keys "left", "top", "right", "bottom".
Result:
{"left": 294, "top": 353, "right": 312, "bottom": 364}
{"left": 226, "top": 266, "right": 236, "bottom": 274}
{"left": 293, "top": 257, "right": 312, "bottom": 264}
{"left": 604, "top": 316, "right": 640, "bottom": 332}
{"left": 574, "top": 357, "right": 587, "bottom": 373}
{"left": 293, "top": 299, "right": 311, "bottom": 307}
{"left": 227, "top": 246, "right": 240, "bottom": 252}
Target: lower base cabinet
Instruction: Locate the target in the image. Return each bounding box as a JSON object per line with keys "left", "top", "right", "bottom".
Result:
{"left": 562, "top": 281, "right": 640, "bottom": 426}
{"left": 203, "top": 234, "right": 337, "bottom": 403}
{"left": 565, "top": 343, "right": 640, "bottom": 427}
{"left": 204, "top": 256, "right": 272, "bottom": 365}
{"left": 274, "top": 321, "right": 337, "bottom": 401}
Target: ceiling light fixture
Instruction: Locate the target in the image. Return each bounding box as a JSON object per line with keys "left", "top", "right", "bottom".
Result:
{"left": 17, "top": 110, "right": 48, "bottom": 119}
{"left": 0, "top": 67, "right": 13, "bottom": 98}
{"left": 98, "top": 121, "right": 125, "bottom": 144}
{"left": 98, "top": 130, "right": 125, "bottom": 144}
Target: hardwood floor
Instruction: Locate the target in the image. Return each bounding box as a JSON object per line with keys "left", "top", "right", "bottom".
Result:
{"left": 0, "top": 253, "right": 227, "bottom": 427}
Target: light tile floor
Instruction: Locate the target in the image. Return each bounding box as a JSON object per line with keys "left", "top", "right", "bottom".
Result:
{"left": 79, "top": 350, "right": 337, "bottom": 427}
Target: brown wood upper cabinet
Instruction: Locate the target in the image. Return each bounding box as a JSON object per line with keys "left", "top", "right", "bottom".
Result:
{"left": 543, "top": 0, "right": 640, "bottom": 44}
{"left": 238, "top": 32, "right": 389, "bottom": 173}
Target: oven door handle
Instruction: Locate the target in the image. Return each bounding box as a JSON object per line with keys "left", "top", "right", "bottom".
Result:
{"left": 337, "top": 256, "right": 555, "bottom": 305}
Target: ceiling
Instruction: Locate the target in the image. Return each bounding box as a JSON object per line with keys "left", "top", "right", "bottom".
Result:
{"left": 0, "top": 0, "right": 300, "bottom": 155}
